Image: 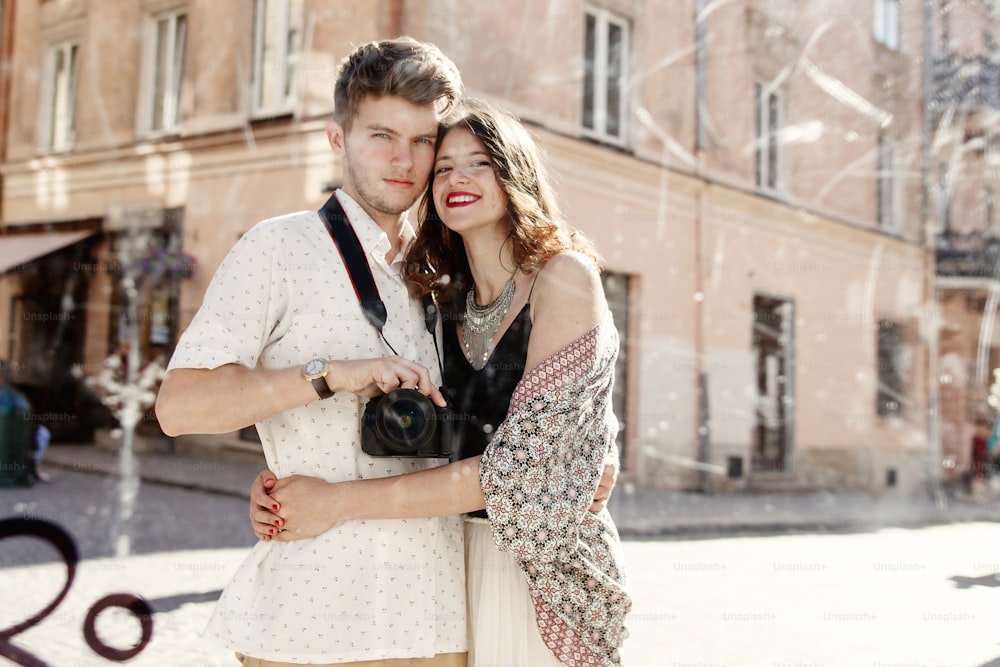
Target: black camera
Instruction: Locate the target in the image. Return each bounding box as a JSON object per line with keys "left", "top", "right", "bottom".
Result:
{"left": 361, "top": 389, "right": 455, "bottom": 458}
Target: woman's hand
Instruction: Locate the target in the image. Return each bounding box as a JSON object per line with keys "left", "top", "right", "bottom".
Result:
{"left": 589, "top": 457, "right": 619, "bottom": 512}
{"left": 249, "top": 470, "right": 348, "bottom": 541}
{"left": 249, "top": 469, "right": 282, "bottom": 540}
{"left": 266, "top": 474, "right": 351, "bottom": 541}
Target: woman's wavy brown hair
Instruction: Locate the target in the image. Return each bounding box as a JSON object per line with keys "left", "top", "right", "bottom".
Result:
{"left": 403, "top": 99, "right": 601, "bottom": 314}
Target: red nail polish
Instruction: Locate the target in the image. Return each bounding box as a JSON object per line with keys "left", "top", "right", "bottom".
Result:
{"left": 272, "top": 504, "right": 279, "bottom": 511}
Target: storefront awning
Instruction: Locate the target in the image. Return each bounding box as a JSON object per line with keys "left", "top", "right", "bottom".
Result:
{"left": 0, "top": 230, "right": 95, "bottom": 274}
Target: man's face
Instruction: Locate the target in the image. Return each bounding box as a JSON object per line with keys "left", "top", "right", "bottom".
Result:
{"left": 328, "top": 95, "right": 439, "bottom": 224}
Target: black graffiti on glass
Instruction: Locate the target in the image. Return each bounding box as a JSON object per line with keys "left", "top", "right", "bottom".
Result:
{"left": 0, "top": 517, "right": 154, "bottom": 665}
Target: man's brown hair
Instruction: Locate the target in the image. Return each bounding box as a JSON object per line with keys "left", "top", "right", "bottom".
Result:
{"left": 333, "top": 37, "right": 463, "bottom": 130}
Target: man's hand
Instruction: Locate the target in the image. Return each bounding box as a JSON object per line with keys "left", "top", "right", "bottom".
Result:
{"left": 333, "top": 357, "right": 446, "bottom": 407}
{"left": 589, "top": 456, "right": 619, "bottom": 512}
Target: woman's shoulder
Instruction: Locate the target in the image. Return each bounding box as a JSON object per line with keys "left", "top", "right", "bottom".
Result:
{"left": 525, "top": 251, "right": 606, "bottom": 363}
{"left": 533, "top": 251, "right": 602, "bottom": 297}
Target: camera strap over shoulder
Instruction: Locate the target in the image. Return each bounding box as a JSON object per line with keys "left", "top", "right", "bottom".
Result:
{"left": 317, "top": 193, "right": 439, "bottom": 356}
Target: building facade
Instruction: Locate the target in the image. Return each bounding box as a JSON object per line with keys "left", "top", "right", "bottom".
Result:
{"left": 929, "top": 0, "right": 1000, "bottom": 488}
{"left": 2, "top": 0, "right": 986, "bottom": 495}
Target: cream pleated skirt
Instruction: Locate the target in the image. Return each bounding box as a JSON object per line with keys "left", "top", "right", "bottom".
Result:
{"left": 463, "top": 518, "right": 564, "bottom": 667}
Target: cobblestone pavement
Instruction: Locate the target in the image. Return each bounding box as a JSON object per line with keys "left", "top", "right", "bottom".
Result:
{"left": 4, "top": 520, "right": 1000, "bottom": 666}
{"left": 2, "top": 446, "right": 1000, "bottom": 665}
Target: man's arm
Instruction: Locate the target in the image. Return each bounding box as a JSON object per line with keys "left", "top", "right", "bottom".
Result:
{"left": 156, "top": 364, "right": 314, "bottom": 435}
{"left": 156, "top": 356, "right": 446, "bottom": 436}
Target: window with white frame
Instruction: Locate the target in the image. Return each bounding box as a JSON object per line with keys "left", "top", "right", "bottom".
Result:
{"left": 877, "top": 133, "right": 896, "bottom": 230}
{"left": 39, "top": 39, "right": 79, "bottom": 152}
{"left": 140, "top": 8, "right": 187, "bottom": 134}
{"left": 583, "top": 6, "right": 629, "bottom": 142}
{"left": 251, "top": 0, "right": 303, "bottom": 117}
{"left": 874, "top": 0, "right": 900, "bottom": 50}
{"left": 753, "top": 82, "right": 781, "bottom": 191}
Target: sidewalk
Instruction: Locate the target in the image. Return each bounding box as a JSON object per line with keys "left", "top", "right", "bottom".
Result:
{"left": 42, "top": 442, "right": 1000, "bottom": 537}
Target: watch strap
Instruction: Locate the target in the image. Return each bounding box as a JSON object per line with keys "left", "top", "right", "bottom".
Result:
{"left": 311, "top": 376, "right": 335, "bottom": 400}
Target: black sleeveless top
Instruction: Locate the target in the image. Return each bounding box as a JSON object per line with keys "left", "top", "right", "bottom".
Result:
{"left": 442, "top": 304, "right": 532, "bottom": 518}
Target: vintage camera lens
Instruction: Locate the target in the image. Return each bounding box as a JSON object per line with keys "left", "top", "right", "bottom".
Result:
{"left": 373, "top": 389, "right": 437, "bottom": 454}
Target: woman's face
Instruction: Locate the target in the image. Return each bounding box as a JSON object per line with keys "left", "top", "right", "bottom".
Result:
{"left": 431, "top": 127, "right": 508, "bottom": 237}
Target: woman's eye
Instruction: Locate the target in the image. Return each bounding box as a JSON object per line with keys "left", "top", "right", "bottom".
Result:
{"left": 435, "top": 166, "right": 452, "bottom": 175}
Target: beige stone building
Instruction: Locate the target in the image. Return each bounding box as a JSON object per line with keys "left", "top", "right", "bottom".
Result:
{"left": 3, "top": 0, "right": 988, "bottom": 495}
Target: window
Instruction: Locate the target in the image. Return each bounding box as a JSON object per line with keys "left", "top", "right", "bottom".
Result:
{"left": 251, "top": 0, "right": 303, "bottom": 117}
{"left": 877, "top": 134, "right": 895, "bottom": 230}
{"left": 751, "top": 294, "right": 794, "bottom": 473}
{"left": 874, "top": 0, "right": 900, "bottom": 50}
{"left": 583, "top": 7, "right": 629, "bottom": 142}
{"left": 601, "top": 272, "right": 630, "bottom": 467}
{"left": 986, "top": 185, "right": 996, "bottom": 236}
{"left": 139, "top": 8, "right": 187, "bottom": 134}
{"left": 753, "top": 82, "right": 781, "bottom": 191}
{"left": 938, "top": 162, "right": 952, "bottom": 233}
{"left": 39, "top": 39, "right": 79, "bottom": 152}
{"left": 877, "top": 320, "right": 909, "bottom": 417}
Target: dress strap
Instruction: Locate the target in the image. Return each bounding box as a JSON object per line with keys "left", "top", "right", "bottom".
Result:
{"left": 526, "top": 270, "right": 541, "bottom": 306}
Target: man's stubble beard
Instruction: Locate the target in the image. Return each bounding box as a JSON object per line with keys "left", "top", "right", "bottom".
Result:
{"left": 344, "top": 153, "right": 422, "bottom": 218}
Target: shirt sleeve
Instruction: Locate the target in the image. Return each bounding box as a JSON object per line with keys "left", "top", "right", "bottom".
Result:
{"left": 168, "top": 221, "right": 283, "bottom": 372}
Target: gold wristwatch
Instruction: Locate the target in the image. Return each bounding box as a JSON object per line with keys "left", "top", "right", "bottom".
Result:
{"left": 302, "top": 358, "right": 334, "bottom": 399}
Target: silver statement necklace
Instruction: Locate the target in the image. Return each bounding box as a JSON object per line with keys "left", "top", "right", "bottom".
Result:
{"left": 463, "top": 277, "right": 515, "bottom": 370}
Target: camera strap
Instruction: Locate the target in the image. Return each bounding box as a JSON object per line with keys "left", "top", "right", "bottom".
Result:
{"left": 317, "top": 193, "right": 442, "bottom": 370}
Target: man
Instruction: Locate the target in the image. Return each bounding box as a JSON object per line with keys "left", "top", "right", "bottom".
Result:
{"left": 156, "top": 38, "right": 467, "bottom": 666}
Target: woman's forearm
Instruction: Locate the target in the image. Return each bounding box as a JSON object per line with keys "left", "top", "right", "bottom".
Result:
{"left": 347, "top": 456, "right": 486, "bottom": 520}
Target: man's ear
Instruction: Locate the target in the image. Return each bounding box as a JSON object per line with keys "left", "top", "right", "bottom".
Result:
{"left": 327, "top": 120, "right": 347, "bottom": 157}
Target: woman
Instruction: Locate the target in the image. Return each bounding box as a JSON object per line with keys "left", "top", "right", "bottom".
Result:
{"left": 252, "top": 99, "right": 630, "bottom": 666}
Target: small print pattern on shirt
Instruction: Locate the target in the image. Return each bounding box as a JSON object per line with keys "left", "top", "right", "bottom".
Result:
{"left": 169, "top": 192, "right": 466, "bottom": 663}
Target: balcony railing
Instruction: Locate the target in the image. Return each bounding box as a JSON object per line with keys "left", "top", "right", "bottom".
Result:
{"left": 936, "top": 230, "right": 1000, "bottom": 278}
{"left": 931, "top": 54, "right": 1000, "bottom": 113}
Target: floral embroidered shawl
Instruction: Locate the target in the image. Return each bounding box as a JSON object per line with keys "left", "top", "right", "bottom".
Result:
{"left": 479, "top": 312, "right": 631, "bottom": 666}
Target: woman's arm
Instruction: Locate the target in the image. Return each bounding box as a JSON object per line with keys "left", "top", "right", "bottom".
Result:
{"left": 261, "top": 456, "right": 485, "bottom": 541}
{"left": 524, "top": 251, "right": 607, "bottom": 373}
{"left": 250, "top": 455, "right": 620, "bottom": 540}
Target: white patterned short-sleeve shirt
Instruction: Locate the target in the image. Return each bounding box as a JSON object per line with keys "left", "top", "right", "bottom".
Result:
{"left": 168, "top": 191, "right": 466, "bottom": 663}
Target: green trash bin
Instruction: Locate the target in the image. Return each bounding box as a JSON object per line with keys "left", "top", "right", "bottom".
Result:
{"left": 0, "top": 385, "right": 34, "bottom": 487}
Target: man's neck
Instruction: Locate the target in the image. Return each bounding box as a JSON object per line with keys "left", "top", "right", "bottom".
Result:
{"left": 336, "top": 189, "right": 408, "bottom": 262}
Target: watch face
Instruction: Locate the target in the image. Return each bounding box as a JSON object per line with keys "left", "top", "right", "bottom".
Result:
{"left": 304, "top": 359, "right": 325, "bottom": 377}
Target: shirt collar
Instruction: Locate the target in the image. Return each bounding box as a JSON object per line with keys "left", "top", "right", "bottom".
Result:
{"left": 334, "top": 190, "right": 415, "bottom": 268}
